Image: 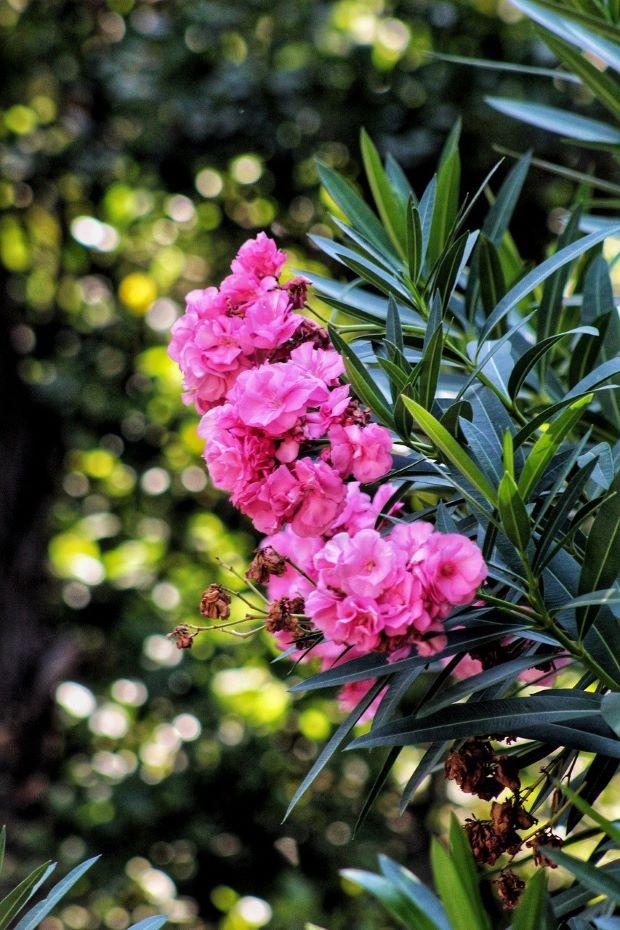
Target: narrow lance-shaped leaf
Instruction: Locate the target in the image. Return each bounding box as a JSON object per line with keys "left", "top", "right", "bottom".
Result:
{"left": 543, "top": 31, "right": 620, "bottom": 122}
{"left": 402, "top": 397, "right": 498, "bottom": 506}
{"left": 510, "top": 326, "right": 598, "bottom": 400}
{"left": 427, "top": 121, "right": 461, "bottom": 268}
{"left": 360, "top": 129, "right": 407, "bottom": 258}
{"left": 543, "top": 848, "right": 620, "bottom": 904}
{"left": 578, "top": 472, "right": 620, "bottom": 638}
{"left": 479, "top": 224, "right": 620, "bottom": 343}
{"left": 536, "top": 207, "right": 583, "bottom": 369}
{"left": 517, "top": 394, "right": 591, "bottom": 501}
{"left": 498, "top": 471, "right": 530, "bottom": 551}
{"left": 406, "top": 198, "right": 423, "bottom": 284}
{"left": 317, "top": 161, "right": 397, "bottom": 259}
{"left": 511, "top": 868, "right": 548, "bottom": 930}
{"left": 486, "top": 97, "right": 620, "bottom": 145}
{"left": 430, "top": 840, "right": 486, "bottom": 930}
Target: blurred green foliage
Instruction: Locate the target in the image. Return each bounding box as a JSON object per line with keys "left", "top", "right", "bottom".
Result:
{"left": 0, "top": 0, "right": 595, "bottom": 927}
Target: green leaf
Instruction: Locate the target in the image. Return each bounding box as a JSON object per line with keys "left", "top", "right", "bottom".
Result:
{"left": 578, "top": 472, "right": 620, "bottom": 637}
{"left": 0, "top": 827, "right": 4, "bottom": 877}
{"left": 283, "top": 678, "right": 385, "bottom": 820}
{"left": 349, "top": 694, "right": 601, "bottom": 750}
{"left": 291, "top": 624, "right": 529, "bottom": 691}
{"left": 543, "top": 31, "right": 620, "bottom": 121}
{"left": 432, "top": 231, "right": 477, "bottom": 307}
{"left": 602, "top": 693, "right": 620, "bottom": 738}
{"left": 460, "top": 418, "right": 503, "bottom": 485}
{"left": 317, "top": 161, "right": 397, "bottom": 259}
{"left": 512, "top": 868, "right": 548, "bottom": 930}
{"left": 513, "top": 385, "right": 616, "bottom": 447}
{"left": 418, "top": 325, "right": 443, "bottom": 412}
{"left": 360, "top": 129, "right": 407, "bottom": 258}
{"left": 509, "top": 0, "right": 620, "bottom": 69}
{"left": 536, "top": 208, "right": 583, "bottom": 352}
{"left": 14, "top": 857, "right": 100, "bottom": 930}
{"left": 427, "top": 121, "right": 461, "bottom": 268}
{"left": 556, "top": 779, "right": 620, "bottom": 845}
{"left": 328, "top": 326, "right": 395, "bottom": 427}
{"left": 0, "top": 862, "right": 54, "bottom": 930}
{"left": 480, "top": 222, "right": 620, "bottom": 343}
{"left": 402, "top": 398, "right": 498, "bottom": 506}
{"left": 128, "top": 917, "right": 166, "bottom": 930}
{"left": 448, "top": 816, "right": 492, "bottom": 930}
{"left": 484, "top": 151, "right": 532, "bottom": 246}
{"left": 509, "top": 327, "right": 596, "bottom": 399}
{"left": 583, "top": 254, "right": 615, "bottom": 324}
{"left": 379, "top": 857, "right": 451, "bottom": 930}
{"left": 517, "top": 394, "right": 591, "bottom": 501}
{"left": 430, "top": 839, "right": 488, "bottom": 930}
{"left": 386, "top": 295, "right": 404, "bottom": 353}
{"left": 534, "top": 457, "right": 597, "bottom": 570}
{"left": 406, "top": 199, "right": 423, "bottom": 284}
{"left": 421, "top": 653, "right": 561, "bottom": 715}
{"left": 477, "top": 234, "right": 506, "bottom": 317}
{"left": 341, "top": 868, "right": 443, "bottom": 929}
{"left": 498, "top": 471, "right": 530, "bottom": 551}
{"left": 543, "top": 848, "right": 620, "bottom": 903}
{"left": 485, "top": 97, "right": 620, "bottom": 145}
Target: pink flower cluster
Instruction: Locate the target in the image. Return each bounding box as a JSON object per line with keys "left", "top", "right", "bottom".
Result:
{"left": 263, "top": 491, "right": 487, "bottom": 718}
{"left": 169, "top": 232, "right": 490, "bottom": 721}
{"left": 168, "top": 234, "right": 303, "bottom": 413}
{"left": 272, "top": 521, "right": 487, "bottom": 655}
{"left": 169, "top": 233, "right": 393, "bottom": 536}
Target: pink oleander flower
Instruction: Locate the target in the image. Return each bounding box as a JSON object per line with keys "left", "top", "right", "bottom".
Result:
{"left": 238, "top": 289, "right": 302, "bottom": 351}
{"left": 263, "top": 526, "right": 322, "bottom": 600}
{"left": 331, "top": 482, "right": 400, "bottom": 535}
{"left": 288, "top": 458, "right": 346, "bottom": 537}
{"left": 306, "top": 588, "right": 383, "bottom": 651}
{"left": 199, "top": 404, "right": 276, "bottom": 496}
{"left": 168, "top": 296, "right": 249, "bottom": 413}
{"left": 424, "top": 532, "right": 488, "bottom": 607}
{"left": 378, "top": 567, "right": 430, "bottom": 638}
{"left": 229, "top": 362, "right": 328, "bottom": 437}
{"left": 289, "top": 342, "right": 344, "bottom": 384}
{"left": 313, "top": 528, "right": 395, "bottom": 598}
{"left": 231, "top": 231, "right": 287, "bottom": 280}
{"left": 328, "top": 422, "right": 393, "bottom": 482}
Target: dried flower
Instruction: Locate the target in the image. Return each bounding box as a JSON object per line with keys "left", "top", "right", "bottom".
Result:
{"left": 526, "top": 828, "right": 563, "bottom": 867}
{"left": 246, "top": 546, "right": 287, "bottom": 584}
{"left": 495, "top": 757, "right": 521, "bottom": 793}
{"left": 265, "top": 596, "right": 305, "bottom": 636}
{"left": 444, "top": 739, "right": 504, "bottom": 800}
{"left": 168, "top": 625, "right": 194, "bottom": 650}
{"left": 490, "top": 799, "right": 536, "bottom": 838}
{"left": 464, "top": 817, "right": 507, "bottom": 865}
{"left": 200, "top": 584, "right": 231, "bottom": 619}
{"left": 495, "top": 870, "right": 525, "bottom": 909}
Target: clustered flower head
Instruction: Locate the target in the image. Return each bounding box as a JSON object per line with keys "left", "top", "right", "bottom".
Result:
{"left": 169, "top": 233, "right": 394, "bottom": 536}
{"left": 168, "top": 232, "right": 488, "bottom": 716}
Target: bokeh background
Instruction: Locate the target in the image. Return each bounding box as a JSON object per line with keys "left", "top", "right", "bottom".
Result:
{"left": 0, "top": 1, "right": 600, "bottom": 927}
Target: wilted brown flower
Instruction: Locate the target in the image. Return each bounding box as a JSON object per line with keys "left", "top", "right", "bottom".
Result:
{"left": 246, "top": 546, "right": 287, "bottom": 584}
{"left": 494, "top": 870, "right": 525, "bottom": 909}
{"left": 495, "top": 757, "right": 521, "bottom": 792}
{"left": 284, "top": 276, "right": 309, "bottom": 309}
{"left": 491, "top": 799, "right": 536, "bottom": 838}
{"left": 265, "top": 596, "right": 305, "bottom": 636}
{"left": 526, "top": 828, "right": 563, "bottom": 867}
{"left": 168, "top": 625, "right": 194, "bottom": 650}
{"left": 464, "top": 817, "right": 507, "bottom": 865}
{"left": 200, "top": 584, "right": 231, "bottom": 619}
{"left": 444, "top": 738, "right": 505, "bottom": 800}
